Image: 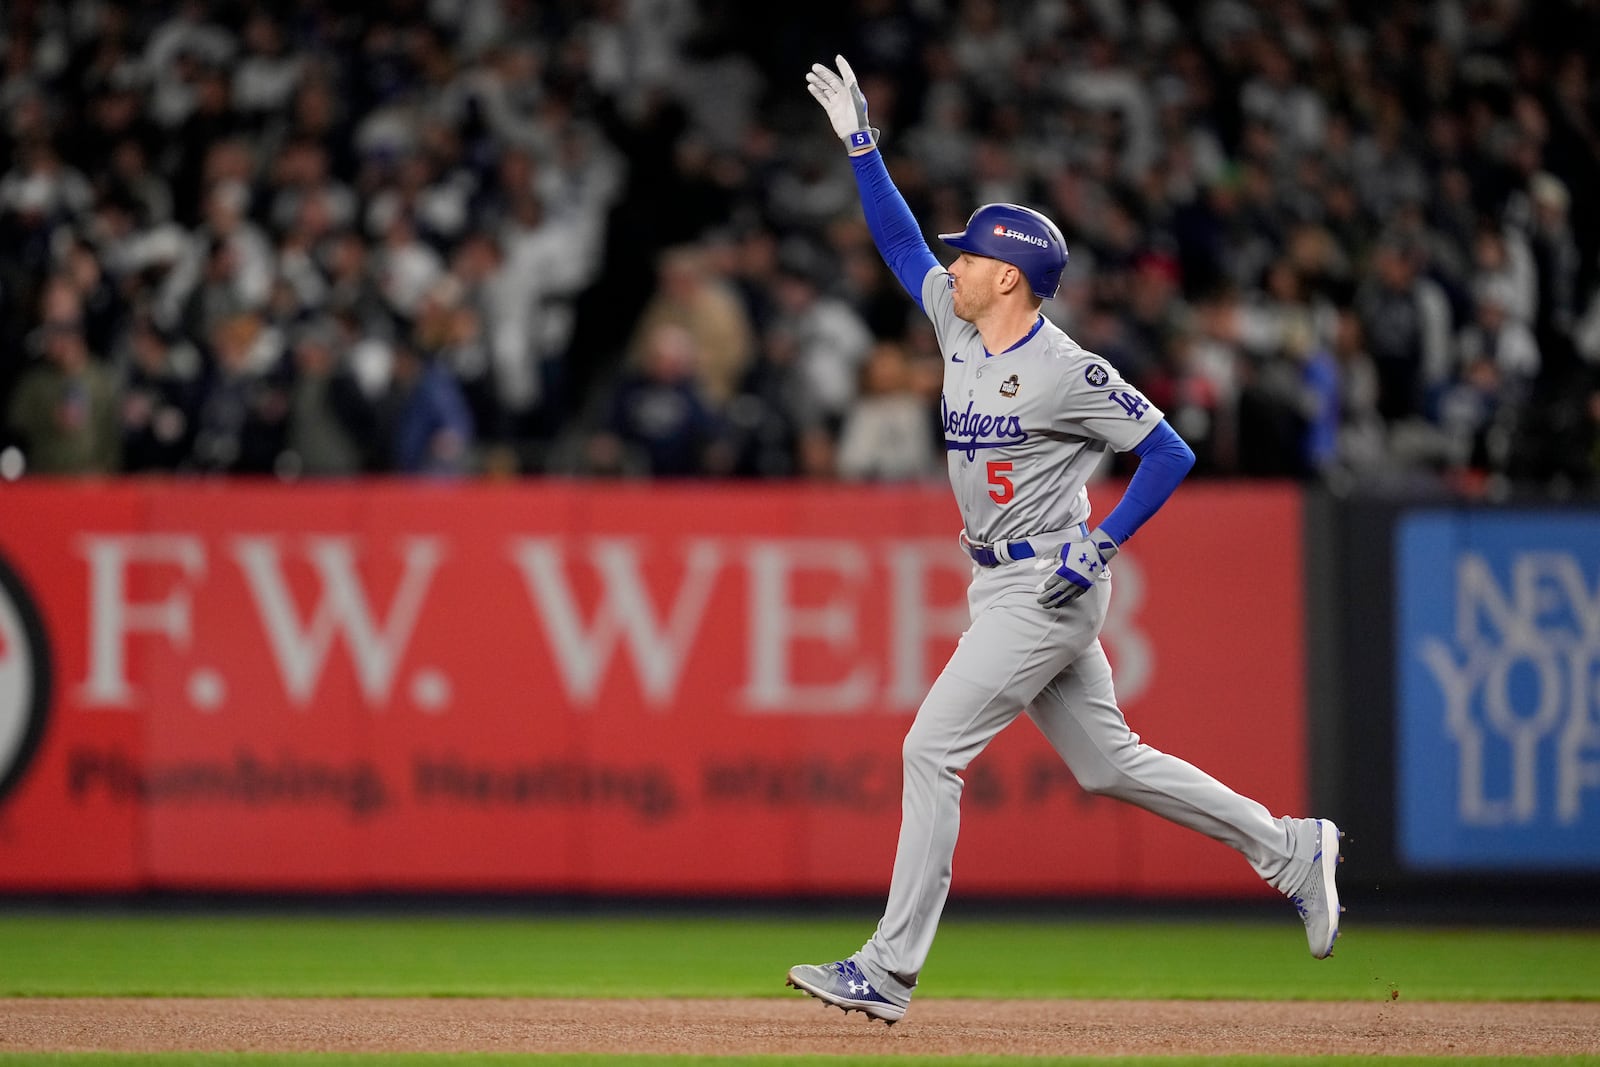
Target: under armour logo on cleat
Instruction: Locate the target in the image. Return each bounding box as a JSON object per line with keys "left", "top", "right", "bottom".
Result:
{"left": 848, "top": 980, "right": 871, "bottom": 995}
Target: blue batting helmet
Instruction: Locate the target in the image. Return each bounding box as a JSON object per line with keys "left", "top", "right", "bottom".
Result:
{"left": 938, "top": 203, "right": 1069, "bottom": 300}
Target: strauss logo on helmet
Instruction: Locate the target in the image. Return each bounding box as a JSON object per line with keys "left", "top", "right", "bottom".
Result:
{"left": 991, "top": 223, "right": 1049, "bottom": 248}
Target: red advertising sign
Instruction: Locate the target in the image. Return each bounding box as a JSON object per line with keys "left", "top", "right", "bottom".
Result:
{"left": 0, "top": 481, "right": 1304, "bottom": 896}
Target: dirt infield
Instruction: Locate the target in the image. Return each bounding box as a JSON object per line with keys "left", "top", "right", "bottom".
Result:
{"left": 4, "top": 998, "right": 1599, "bottom": 1057}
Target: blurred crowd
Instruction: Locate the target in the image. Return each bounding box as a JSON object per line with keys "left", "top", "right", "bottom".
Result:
{"left": 3, "top": 0, "right": 1600, "bottom": 497}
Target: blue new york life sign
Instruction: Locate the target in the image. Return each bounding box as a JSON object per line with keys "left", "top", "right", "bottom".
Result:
{"left": 1396, "top": 511, "right": 1600, "bottom": 871}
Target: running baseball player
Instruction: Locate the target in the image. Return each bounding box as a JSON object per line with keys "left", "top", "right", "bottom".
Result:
{"left": 786, "top": 56, "right": 1343, "bottom": 1025}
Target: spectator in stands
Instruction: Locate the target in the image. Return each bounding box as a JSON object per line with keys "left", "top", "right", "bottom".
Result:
{"left": 1521, "top": 172, "right": 1582, "bottom": 367}
{"left": 282, "top": 318, "right": 374, "bottom": 478}
{"left": 189, "top": 311, "right": 287, "bottom": 474}
{"left": 1142, "top": 329, "right": 1227, "bottom": 476}
{"left": 835, "top": 341, "right": 940, "bottom": 482}
{"left": 1355, "top": 238, "right": 1452, "bottom": 424}
{"left": 166, "top": 62, "right": 242, "bottom": 226}
{"left": 117, "top": 315, "right": 202, "bottom": 473}
{"left": 319, "top": 227, "right": 388, "bottom": 330}
{"left": 834, "top": 218, "right": 913, "bottom": 341}
{"left": 1469, "top": 220, "right": 1538, "bottom": 330}
{"left": 231, "top": 10, "right": 303, "bottom": 125}
{"left": 492, "top": 175, "right": 602, "bottom": 429}
{"left": 371, "top": 211, "right": 445, "bottom": 324}
{"left": 267, "top": 139, "right": 356, "bottom": 238}
{"left": 588, "top": 320, "right": 729, "bottom": 478}
{"left": 723, "top": 319, "right": 823, "bottom": 480}
{"left": 768, "top": 250, "right": 875, "bottom": 435}
{"left": 156, "top": 179, "right": 273, "bottom": 339}
{"left": 1430, "top": 278, "right": 1541, "bottom": 479}
{"left": 0, "top": 0, "right": 1593, "bottom": 497}
{"left": 420, "top": 280, "right": 504, "bottom": 458}
{"left": 1457, "top": 280, "right": 1542, "bottom": 392}
{"left": 59, "top": 237, "right": 125, "bottom": 363}
{"left": 6, "top": 317, "right": 119, "bottom": 475}
{"left": 0, "top": 139, "right": 94, "bottom": 225}
{"left": 628, "top": 243, "right": 755, "bottom": 413}
{"left": 1121, "top": 251, "right": 1187, "bottom": 389}
{"left": 382, "top": 341, "right": 475, "bottom": 478}
{"left": 1327, "top": 308, "right": 1387, "bottom": 482}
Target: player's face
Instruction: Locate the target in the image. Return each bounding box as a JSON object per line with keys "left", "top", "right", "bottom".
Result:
{"left": 948, "top": 253, "right": 1005, "bottom": 322}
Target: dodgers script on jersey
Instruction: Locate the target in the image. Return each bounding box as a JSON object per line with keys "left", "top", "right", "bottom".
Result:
{"left": 921, "top": 267, "right": 1162, "bottom": 545}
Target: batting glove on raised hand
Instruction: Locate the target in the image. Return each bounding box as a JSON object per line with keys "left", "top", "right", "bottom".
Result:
{"left": 1035, "top": 527, "right": 1119, "bottom": 609}
{"left": 806, "top": 54, "right": 879, "bottom": 154}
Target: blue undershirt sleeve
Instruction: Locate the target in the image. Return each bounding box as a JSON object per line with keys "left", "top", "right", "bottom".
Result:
{"left": 1097, "top": 420, "right": 1196, "bottom": 548}
{"left": 849, "top": 150, "right": 941, "bottom": 310}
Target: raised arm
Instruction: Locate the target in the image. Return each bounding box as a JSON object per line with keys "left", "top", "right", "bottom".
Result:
{"left": 807, "top": 56, "right": 940, "bottom": 309}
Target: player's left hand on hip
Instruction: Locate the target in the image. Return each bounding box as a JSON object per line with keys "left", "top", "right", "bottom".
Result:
{"left": 806, "top": 54, "right": 879, "bottom": 153}
{"left": 1035, "top": 527, "right": 1118, "bottom": 609}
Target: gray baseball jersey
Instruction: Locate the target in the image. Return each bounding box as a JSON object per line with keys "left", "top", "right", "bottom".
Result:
{"left": 843, "top": 262, "right": 1319, "bottom": 1007}
{"left": 920, "top": 268, "right": 1161, "bottom": 544}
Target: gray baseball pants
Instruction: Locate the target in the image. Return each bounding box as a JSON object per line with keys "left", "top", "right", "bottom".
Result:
{"left": 852, "top": 560, "right": 1307, "bottom": 1003}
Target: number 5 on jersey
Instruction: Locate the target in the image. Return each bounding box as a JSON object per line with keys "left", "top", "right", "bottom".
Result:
{"left": 987, "top": 461, "right": 1014, "bottom": 504}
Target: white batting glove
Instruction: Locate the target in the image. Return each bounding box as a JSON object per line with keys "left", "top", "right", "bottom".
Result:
{"left": 1035, "top": 527, "right": 1119, "bottom": 609}
{"left": 806, "top": 54, "right": 879, "bottom": 154}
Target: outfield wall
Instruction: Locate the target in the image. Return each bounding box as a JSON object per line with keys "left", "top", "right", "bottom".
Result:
{"left": 0, "top": 480, "right": 1303, "bottom": 896}
{"left": 0, "top": 480, "right": 1594, "bottom": 899}
{"left": 1307, "top": 492, "right": 1600, "bottom": 897}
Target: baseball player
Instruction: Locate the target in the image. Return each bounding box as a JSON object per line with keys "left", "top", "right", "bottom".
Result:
{"left": 786, "top": 56, "right": 1343, "bottom": 1026}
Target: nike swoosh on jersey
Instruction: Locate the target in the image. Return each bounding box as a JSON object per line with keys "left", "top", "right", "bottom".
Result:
{"left": 950, "top": 354, "right": 964, "bottom": 363}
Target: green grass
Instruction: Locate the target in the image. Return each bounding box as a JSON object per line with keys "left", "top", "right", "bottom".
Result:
{"left": 0, "top": 914, "right": 1596, "bottom": 1001}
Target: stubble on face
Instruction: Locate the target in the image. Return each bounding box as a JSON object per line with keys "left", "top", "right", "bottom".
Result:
{"left": 950, "top": 254, "right": 998, "bottom": 323}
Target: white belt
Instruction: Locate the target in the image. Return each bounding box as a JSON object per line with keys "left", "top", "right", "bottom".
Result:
{"left": 960, "top": 523, "right": 1088, "bottom": 567}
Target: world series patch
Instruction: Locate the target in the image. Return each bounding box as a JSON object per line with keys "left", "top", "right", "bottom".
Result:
{"left": 999, "top": 374, "right": 1020, "bottom": 397}
{"left": 1085, "top": 365, "right": 1109, "bottom": 387}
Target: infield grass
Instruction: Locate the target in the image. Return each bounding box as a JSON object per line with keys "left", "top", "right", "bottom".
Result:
{"left": 0, "top": 913, "right": 1595, "bottom": 1000}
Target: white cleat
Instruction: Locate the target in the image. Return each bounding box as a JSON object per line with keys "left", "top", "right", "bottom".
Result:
{"left": 785, "top": 960, "right": 906, "bottom": 1024}
{"left": 1290, "top": 818, "right": 1343, "bottom": 959}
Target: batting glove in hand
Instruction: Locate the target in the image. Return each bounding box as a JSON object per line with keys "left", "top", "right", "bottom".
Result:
{"left": 807, "top": 54, "right": 879, "bottom": 154}
{"left": 1035, "top": 527, "right": 1119, "bottom": 608}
